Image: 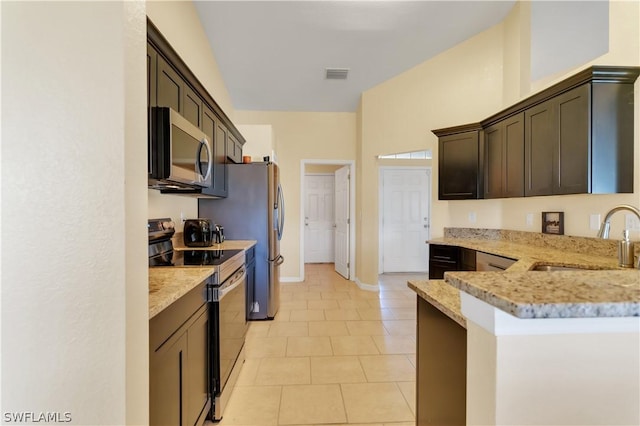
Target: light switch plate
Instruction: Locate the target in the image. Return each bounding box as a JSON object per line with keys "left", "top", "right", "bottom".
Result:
{"left": 625, "top": 214, "right": 640, "bottom": 231}
{"left": 590, "top": 214, "right": 601, "bottom": 231}
{"left": 468, "top": 212, "right": 477, "bottom": 223}
{"left": 526, "top": 213, "right": 533, "bottom": 227}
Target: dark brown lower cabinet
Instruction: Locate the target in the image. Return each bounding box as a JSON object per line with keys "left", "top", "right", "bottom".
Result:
{"left": 416, "top": 297, "right": 466, "bottom": 426}
{"left": 429, "top": 244, "right": 476, "bottom": 279}
{"left": 150, "top": 331, "right": 187, "bottom": 426}
{"left": 150, "top": 282, "right": 210, "bottom": 426}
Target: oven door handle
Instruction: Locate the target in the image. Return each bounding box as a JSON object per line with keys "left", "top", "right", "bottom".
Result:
{"left": 218, "top": 268, "right": 246, "bottom": 301}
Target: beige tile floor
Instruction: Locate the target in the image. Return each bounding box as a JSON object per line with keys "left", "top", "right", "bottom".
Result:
{"left": 211, "top": 263, "right": 428, "bottom": 426}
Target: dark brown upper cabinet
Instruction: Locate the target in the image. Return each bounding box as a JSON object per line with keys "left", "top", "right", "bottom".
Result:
{"left": 434, "top": 66, "right": 639, "bottom": 201}
{"left": 227, "top": 133, "right": 243, "bottom": 164}
{"left": 183, "top": 85, "right": 203, "bottom": 129}
{"left": 484, "top": 112, "right": 524, "bottom": 199}
{"left": 147, "top": 18, "right": 246, "bottom": 198}
{"left": 524, "top": 100, "right": 555, "bottom": 196}
{"left": 156, "top": 54, "right": 184, "bottom": 114}
{"left": 525, "top": 82, "right": 635, "bottom": 196}
{"left": 435, "top": 126, "right": 482, "bottom": 200}
{"left": 201, "top": 105, "right": 227, "bottom": 198}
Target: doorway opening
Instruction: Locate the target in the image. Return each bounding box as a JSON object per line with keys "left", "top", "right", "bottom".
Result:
{"left": 378, "top": 166, "right": 431, "bottom": 273}
{"left": 300, "top": 159, "right": 355, "bottom": 282}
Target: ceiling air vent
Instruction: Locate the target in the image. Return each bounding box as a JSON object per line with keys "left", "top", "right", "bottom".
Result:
{"left": 325, "top": 68, "right": 349, "bottom": 80}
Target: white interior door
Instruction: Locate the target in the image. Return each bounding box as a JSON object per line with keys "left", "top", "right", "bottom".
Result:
{"left": 304, "top": 175, "right": 335, "bottom": 263}
{"left": 334, "top": 166, "right": 350, "bottom": 279}
{"left": 381, "top": 168, "right": 430, "bottom": 272}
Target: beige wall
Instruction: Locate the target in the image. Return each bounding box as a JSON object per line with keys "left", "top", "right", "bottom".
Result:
{"left": 146, "top": 0, "right": 235, "bottom": 121}
{"left": 235, "top": 111, "right": 357, "bottom": 279}
{"left": 2, "top": 2, "right": 148, "bottom": 423}
{"left": 358, "top": 25, "right": 505, "bottom": 284}
{"left": 355, "top": 0, "right": 640, "bottom": 285}
{"left": 146, "top": 1, "right": 237, "bottom": 230}
{"left": 305, "top": 164, "right": 343, "bottom": 174}
{"left": 449, "top": 0, "right": 640, "bottom": 241}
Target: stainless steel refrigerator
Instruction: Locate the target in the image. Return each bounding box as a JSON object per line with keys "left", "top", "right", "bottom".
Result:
{"left": 199, "top": 162, "right": 284, "bottom": 320}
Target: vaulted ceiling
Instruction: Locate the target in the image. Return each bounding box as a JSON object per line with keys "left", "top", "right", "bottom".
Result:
{"left": 194, "top": 1, "right": 516, "bottom": 112}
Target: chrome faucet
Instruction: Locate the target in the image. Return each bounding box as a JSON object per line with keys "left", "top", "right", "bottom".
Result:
{"left": 597, "top": 205, "right": 640, "bottom": 239}
{"left": 597, "top": 204, "right": 640, "bottom": 269}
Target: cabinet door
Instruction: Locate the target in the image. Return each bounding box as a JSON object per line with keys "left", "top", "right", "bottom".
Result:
{"left": 214, "top": 122, "right": 229, "bottom": 197}
{"left": 186, "top": 307, "right": 209, "bottom": 426}
{"left": 227, "top": 134, "right": 243, "bottom": 164}
{"left": 555, "top": 84, "right": 590, "bottom": 195}
{"left": 201, "top": 105, "right": 227, "bottom": 197}
{"left": 502, "top": 113, "right": 525, "bottom": 197}
{"left": 157, "top": 55, "right": 183, "bottom": 113}
{"left": 438, "top": 131, "right": 479, "bottom": 200}
{"left": 483, "top": 124, "right": 503, "bottom": 199}
{"left": 183, "top": 85, "right": 202, "bottom": 129}
{"left": 147, "top": 43, "right": 157, "bottom": 107}
{"left": 524, "top": 101, "right": 555, "bottom": 196}
{"left": 150, "top": 332, "right": 188, "bottom": 426}
{"left": 416, "top": 298, "right": 466, "bottom": 425}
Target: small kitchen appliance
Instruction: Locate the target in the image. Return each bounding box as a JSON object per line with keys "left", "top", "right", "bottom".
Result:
{"left": 213, "top": 224, "right": 225, "bottom": 244}
{"left": 183, "top": 218, "right": 215, "bottom": 247}
{"left": 148, "top": 107, "right": 212, "bottom": 192}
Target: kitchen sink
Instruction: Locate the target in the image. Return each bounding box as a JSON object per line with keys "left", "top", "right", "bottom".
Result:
{"left": 530, "top": 264, "right": 613, "bottom": 271}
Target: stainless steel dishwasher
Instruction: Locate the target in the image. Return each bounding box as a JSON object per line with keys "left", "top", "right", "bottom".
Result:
{"left": 210, "top": 256, "right": 248, "bottom": 421}
{"left": 476, "top": 252, "right": 516, "bottom": 271}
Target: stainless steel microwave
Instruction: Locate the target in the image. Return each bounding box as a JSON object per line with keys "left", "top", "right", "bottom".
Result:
{"left": 149, "top": 107, "right": 212, "bottom": 191}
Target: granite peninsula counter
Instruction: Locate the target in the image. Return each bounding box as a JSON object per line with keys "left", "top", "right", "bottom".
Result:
{"left": 408, "top": 229, "right": 638, "bottom": 321}
{"left": 410, "top": 229, "right": 640, "bottom": 426}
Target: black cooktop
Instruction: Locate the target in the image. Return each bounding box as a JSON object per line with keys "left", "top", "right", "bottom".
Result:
{"left": 176, "top": 249, "right": 243, "bottom": 267}
{"left": 149, "top": 249, "right": 243, "bottom": 267}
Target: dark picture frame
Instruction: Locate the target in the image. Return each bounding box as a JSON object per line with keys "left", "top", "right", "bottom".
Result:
{"left": 542, "top": 212, "right": 564, "bottom": 235}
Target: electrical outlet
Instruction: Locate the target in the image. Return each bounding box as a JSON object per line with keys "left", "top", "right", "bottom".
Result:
{"left": 625, "top": 214, "right": 640, "bottom": 231}
{"left": 526, "top": 213, "right": 533, "bottom": 227}
{"left": 468, "top": 212, "right": 477, "bottom": 223}
{"left": 180, "top": 211, "right": 186, "bottom": 223}
{"left": 590, "top": 214, "right": 601, "bottom": 231}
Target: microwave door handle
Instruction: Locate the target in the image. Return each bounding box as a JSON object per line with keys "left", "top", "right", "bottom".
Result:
{"left": 196, "top": 138, "right": 213, "bottom": 182}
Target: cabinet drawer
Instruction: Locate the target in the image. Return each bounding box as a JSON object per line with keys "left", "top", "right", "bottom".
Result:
{"left": 429, "top": 244, "right": 459, "bottom": 262}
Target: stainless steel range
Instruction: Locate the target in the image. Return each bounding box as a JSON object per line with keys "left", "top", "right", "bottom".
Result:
{"left": 148, "top": 218, "right": 248, "bottom": 422}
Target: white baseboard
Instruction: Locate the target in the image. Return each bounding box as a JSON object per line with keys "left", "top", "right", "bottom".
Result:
{"left": 354, "top": 277, "right": 379, "bottom": 292}
{"left": 280, "top": 276, "right": 303, "bottom": 283}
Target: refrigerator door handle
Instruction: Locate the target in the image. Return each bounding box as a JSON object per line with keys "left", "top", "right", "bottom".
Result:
{"left": 277, "top": 183, "right": 285, "bottom": 241}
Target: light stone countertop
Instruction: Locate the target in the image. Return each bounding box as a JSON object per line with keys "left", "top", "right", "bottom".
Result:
{"left": 411, "top": 232, "right": 639, "bottom": 320}
{"left": 149, "top": 240, "right": 257, "bottom": 319}
{"left": 445, "top": 269, "right": 640, "bottom": 319}
{"left": 408, "top": 279, "right": 466, "bottom": 328}
{"left": 149, "top": 266, "right": 214, "bottom": 319}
